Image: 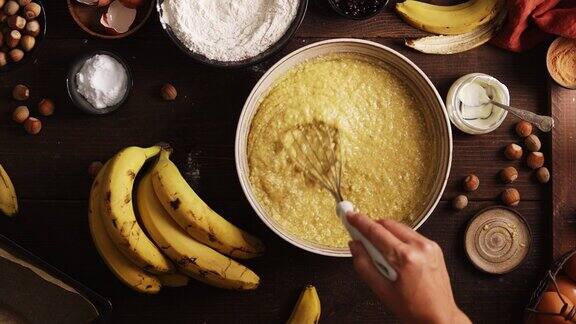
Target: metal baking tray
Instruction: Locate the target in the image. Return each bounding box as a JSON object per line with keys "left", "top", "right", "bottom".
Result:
{"left": 0, "top": 234, "right": 111, "bottom": 323}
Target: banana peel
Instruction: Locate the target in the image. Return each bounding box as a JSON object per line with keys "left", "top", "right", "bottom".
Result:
{"left": 0, "top": 164, "right": 18, "bottom": 217}
{"left": 396, "top": 0, "right": 503, "bottom": 35}
{"left": 405, "top": 6, "right": 507, "bottom": 54}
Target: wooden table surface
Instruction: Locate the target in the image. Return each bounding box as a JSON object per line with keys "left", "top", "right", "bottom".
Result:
{"left": 0, "top": 1, "right": 556, "bottom": 323}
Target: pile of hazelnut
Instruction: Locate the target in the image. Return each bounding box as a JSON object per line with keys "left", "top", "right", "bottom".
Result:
{"left": 498, "top": 121, "right": 549, "bottom": 205}
{"left": 0, "top": 0, "right": 42, "bottom": 67}
{"left": 452, "top": 121, "right": 550, "bottom": 211}
{"left": 10, "top": 83, "right": 54, "bottom": 135}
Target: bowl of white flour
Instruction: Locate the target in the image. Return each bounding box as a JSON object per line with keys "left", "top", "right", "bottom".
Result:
{"left": 157, "top": 0, "right": 307, "bottom": 68}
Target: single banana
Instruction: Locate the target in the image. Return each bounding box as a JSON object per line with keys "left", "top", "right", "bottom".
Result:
{"left": 151, "top": 149, "right": 265, "bottom": 259}
{"left": 396, "top": 0, "right": 502, "bottom": 35}
{"left": 0, "top": 164, "right": 18, "bottom": 217}
{"left": 158, "top": 273, "right": 190, "bottom": 288}
{"left": 405, "top": 7, "right": 506, "bottom": 54}
{"left": 287, "top": 285, "right": 321, "bottom": 324}
{"left": 89, "top": 161, "right": 161, "bottom": 294}
{"left": 137, "top": 173, "right": 260, "bottom": 290}
{"left": 100, "top": 146, "right": 174, "bottom": 274}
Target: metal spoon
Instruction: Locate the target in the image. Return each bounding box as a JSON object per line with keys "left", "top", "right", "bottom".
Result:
{"left": 489, "top": 100, "right": 555, "bottom": 132}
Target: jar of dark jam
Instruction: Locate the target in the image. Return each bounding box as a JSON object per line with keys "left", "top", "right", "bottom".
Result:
{"left": 327, "top": 0, "right": 388, "bottom": 20}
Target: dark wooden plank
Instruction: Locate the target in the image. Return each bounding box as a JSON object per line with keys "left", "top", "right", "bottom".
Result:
{"left": 551, "top": 83, "right": 576, "bottom": 258}
{"left": 0, "top": 38, "right": 548, "bottom": 201}
{"left": 0, "top": 200, "right": 546, "bottom": 323}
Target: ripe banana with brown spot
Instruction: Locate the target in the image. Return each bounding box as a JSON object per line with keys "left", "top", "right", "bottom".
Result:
{"left": 89, "top": 161, "right": 161, "bottom": 294}
{"left": 396, "top": 0, "right": 502, "bottom": 35}
{"left": 137, "top": 173, "right": 260, "bottom": 290}
{"left": 100, "top": 146, "right": 174, "bottom": 274}
{"left": 287, "top": 285, "right": 321, "bottom": 324}
{"left": 151, "top": 149, "right": 265, "bottom": 259}
{"left": 405, "top": 5, "right": 507, "bottom": 54}
{"left": 0, "top": 164, "right": 18, "bottom": 217}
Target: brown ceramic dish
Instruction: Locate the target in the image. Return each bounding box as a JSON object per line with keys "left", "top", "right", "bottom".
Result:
{"left": 464, "top": 206, "right": 532, "bottom": 275}
{"left": 67, "top": 0, "right": 154, "bottom": 39}
{"left": 546, "top": 37, "right": 576, "bottom": 90}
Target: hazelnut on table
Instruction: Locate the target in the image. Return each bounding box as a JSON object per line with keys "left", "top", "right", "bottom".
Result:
{"left": 12, "top": 83, "right": 28, "bottom": 100}
{"left": 500, "top": 166, "right": 518, "bottom": 184}
{"left": 536, "top": 167, "right": 550, "bottom": 184}
{"left": 452, "top": 195, "right": 468, "bottom": 211}
{"left": 527, "top": 152, "right": 545, "bottom": 169}
{"left": 504, "top": 143, "right": 523, "bottom": 160}
{"left": 524, "top": 134, "right": 541, "bottom": 152}
{"left": 462, "top": 174, "right": 480, "bottom": 192}
{"left": 12, "top": 105, "right": 28, "bottom": 123}
{"left": 515, "top": 121, "right": 533, "bottom": 138}
{"left": 23, "top": 116, "right": 41, "bottom": 135}
{"left": 161, "top": 83, "right": 177, "bottom": 101}
{"left": 38, "top": 98, "right": 54, "bottom": 116}
{"left": 501, "top": 188, "right": 520, "bottom": 207}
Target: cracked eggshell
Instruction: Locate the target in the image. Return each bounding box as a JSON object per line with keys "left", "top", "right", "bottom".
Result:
{"left": 100, "top": 0, "right": 136, "bottom": 34}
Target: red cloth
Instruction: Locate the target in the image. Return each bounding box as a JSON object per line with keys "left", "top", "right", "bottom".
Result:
{"left": 492, "top": 0, "right": 576, "bottom": 52}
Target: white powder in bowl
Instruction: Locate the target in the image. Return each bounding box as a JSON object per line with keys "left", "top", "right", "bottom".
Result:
{"left": 76, "top": 54, "right": 128, "bottom": 109}
{"left": 161, "top": 0, "right": 299, "bottom": 62}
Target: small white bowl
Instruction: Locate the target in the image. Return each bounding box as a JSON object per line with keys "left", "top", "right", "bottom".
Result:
{"left": 446, "top": 73, "right": 509, "bottom": 135}
{"left": 235, "top": 39, "right": 453, "bottom": 257}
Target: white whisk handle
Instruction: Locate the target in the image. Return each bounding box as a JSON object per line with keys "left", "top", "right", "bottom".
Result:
{"left": 337, "top": 201, "right": 398, "bottom": 282}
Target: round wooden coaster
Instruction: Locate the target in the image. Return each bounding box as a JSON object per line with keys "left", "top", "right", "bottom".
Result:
{"left": 464, "top": 206, "right": 532, "bottom": 274}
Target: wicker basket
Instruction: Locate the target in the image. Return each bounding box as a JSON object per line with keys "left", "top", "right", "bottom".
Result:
{"left": 525, "top": 249, "right": 576, "bottom": 323}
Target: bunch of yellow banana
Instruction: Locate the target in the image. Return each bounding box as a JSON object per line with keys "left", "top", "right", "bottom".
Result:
{"left": 396, "top": 0, "right": 506, "bottom": 54}
{"left": 88, "top": 145, "right": 264, "bottom": 294}
{"left": 0, "top": 164, "right": 18, "bottom": 217}
{"left": 287, "top": 285, "right": 321, "bottom": 324}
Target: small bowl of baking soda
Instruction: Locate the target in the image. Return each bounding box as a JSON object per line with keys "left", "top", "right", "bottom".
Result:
{"left": 157, "top": 0, "right": 308, "bottom": 68}
{"left": 66, "top": 50, "right": 133, "bottom": 114}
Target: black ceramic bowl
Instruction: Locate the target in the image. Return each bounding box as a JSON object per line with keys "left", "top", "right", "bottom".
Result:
{"left": 0, "top": 0, "right": 47, "bottom": 73}
{"left": 327, "top": 0, "right": 388, "bottom": 20}
{"left": 66, "top": 50, "right": 133, "bottom": 115}
{"left": 156, "top": 0, "right": 308, "bottom": 69}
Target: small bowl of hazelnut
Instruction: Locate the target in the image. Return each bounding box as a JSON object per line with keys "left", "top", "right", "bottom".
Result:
{"left": 0, "top": 0, "right": 46, "bottom": 72}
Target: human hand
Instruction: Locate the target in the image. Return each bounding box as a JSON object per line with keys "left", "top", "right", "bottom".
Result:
{"left": 347, "top": 213, "right": 470, "bottom": 324}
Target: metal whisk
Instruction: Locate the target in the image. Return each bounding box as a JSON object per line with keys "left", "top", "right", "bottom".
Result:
{"left": 288, "top": 122, "right": 398, "bottom": 281}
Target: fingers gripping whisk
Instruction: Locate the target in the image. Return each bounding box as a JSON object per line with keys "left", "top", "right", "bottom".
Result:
{"left": 285, "top": 121, "right": 399, "bottom": 281}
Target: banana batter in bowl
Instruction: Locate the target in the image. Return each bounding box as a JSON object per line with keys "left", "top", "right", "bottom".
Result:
{"left": 247, "top": 54, "right": 437, "bottom": 248}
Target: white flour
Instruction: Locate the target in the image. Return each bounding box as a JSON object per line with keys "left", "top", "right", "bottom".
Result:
{"left": 161, "top": 0, "right": 299, "bottom": 62}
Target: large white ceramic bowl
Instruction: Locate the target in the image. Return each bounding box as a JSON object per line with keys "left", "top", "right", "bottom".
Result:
{"left": 235, "top": 39, "right": 453, "bottom": 257}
